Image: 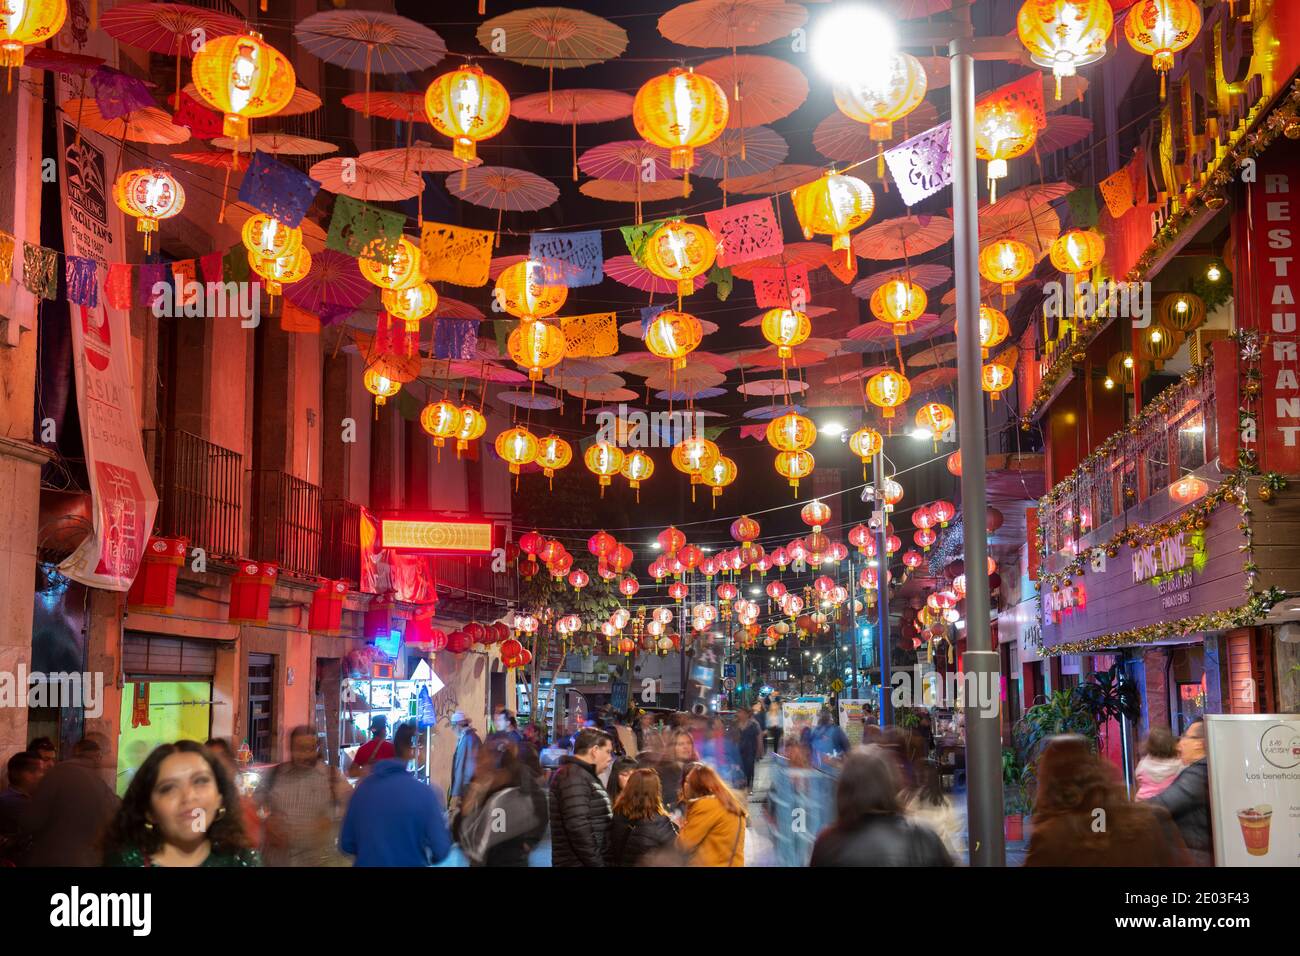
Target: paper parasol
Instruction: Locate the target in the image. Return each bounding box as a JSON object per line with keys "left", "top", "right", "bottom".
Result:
{"left": 548, "top": 358, "right": 618, "bottom": 380}
{"left": 579, "top": 178, "right": 689, "bottom": 223}
{"left": 694, "top": 126, "right": 788, "bottom": 185}
{"left": 429, "top": 359, "right": 526, "bottom": 384}
{"left": 737, "top": 377, "right": 808, "bottom": 396}
{"left": 980, "top": 182, "right": 1073, "bottom": 218}
{"left": 361, "top": 146, "right": 476, "bottom": 174}
{"left": 852, "top": 214, "right": 954, "bottom": 261}
{"left": 295, "top": 11, "right": 446, "bottom": 113}
{"left": 446, "top": 166, "right": 560, "bottom": 244}
{"left": 172, "top": 149, "right": 248, "bottom": 222}
{"left": 813, "top": 101, "right": 940, "bottom": 164}
{"left": 499, "top": 390, "right": 564, "bottom": 411}
{"left": 739, "top": 304, "right": 833, "bottom": 327}
{"left": 341, "top": 90, "right": 427, "bottom": 141}
{"left": 477, "top": 7, "right": 627, "bottom": 106}
{"left": 731, "top": 242, "right": 835, "bottom": 280}
{"left": 560, "top": 372, "right": 625, "bottom": 394}
{"left": 845, "top": 313, "right": 945, "bottom": 351}
{"left": 605, "top": 255, "right": 708, "bottom": 295}
{"left": 907, "top": 342, "right": 958, "bottom": 368}
{"left": 656, "top": 386, "right": 727, "bottom": 401}
{"left": 644, "top": 362, "right": 725, "bottom": 392}
{"left": 720, "top": 164, "right": 821, "bottom": 196}
{"left": 897, "top": 0, "right": 954, "bottom": 18}
{"left": 915, "top": 56, "right": 952, "bottom": 90}
{"left": 696, "top": 54, "right": 808, "bottom": 129}
{"left": 741, "top": 344, "right": 830, "bottom": 368}
{"left": 822, "top": 364, "right": 889, "bottom": 386}
{"left": 435, "top": 298, "right": 486, "bottom": 321}
{"left": 981, "top": 203, "right": 1059, "bottom": 261}
{"left": 852, "top": 264, "right": 952, "bottom": 300}
{"left": 579, "top": 140, "right": 681, "bottom": 183}
{"left": 1036, "top": 114, "right": 1093, "bottom": 154}
{"left": 489, "top": 255, "right": 528, "bottom": 280}
{"left": 1047, "top": 74, "right": 1089, "bottom": 109}
{"left": 183, "top": 82, "right": 321, "bottom": 118}
{"left": 582, "top": 386, "right": 639, "bottom": 403}
{"left": 512, "top": 88, "right": 634, "bottom": 180}
{"left": 23, "top": 47, "right": 104, "bottom": 76}
{"left": 312, "top": 156, "right": 423, "bottom": 201}
{"left": 59, "top": 99, "right": 190, "bottom": 144}
{"left": 744, "top": 403, "right": 804, "bottom": 420}
{"left": 214, "top": 133, "right": 338, "bottom": 156}
{"left": 659, "top": 0, "right": 807, "bottom": 46}
{"left": 283, "top": 249, "right": 372, "bottom": 319}
{"left": 101, "top": 2, "right": 244, "bottom": 95}
{"left": 911, "top": 367, "right": 958, "bottom": 393}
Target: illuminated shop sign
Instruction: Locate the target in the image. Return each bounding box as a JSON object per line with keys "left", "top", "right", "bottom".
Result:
{"left": 378, "top": 515, "right": 498, "bottom": 555}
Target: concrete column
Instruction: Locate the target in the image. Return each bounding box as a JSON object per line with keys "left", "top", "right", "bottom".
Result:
{"left": 1142, "top": 646, "right": 1171, "bottom": 730}
{"left": 83, "top": 588, "right": 123, "bottom": 788}
{"left": 1275, "top": 631, "right": 1300, "bottom": 712}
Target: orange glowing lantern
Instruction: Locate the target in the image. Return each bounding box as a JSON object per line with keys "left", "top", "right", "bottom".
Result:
{"left": 915, "top": 402, "right": 954, "bottom": 438}
{"left": 848, "top": 425, "right": 883, "bottom": 479}
{"left": 495, "top": 425, "right": 540, "bottom": 475}
{"left": 774, "top": 449, "right": 814, "bottom": 494}
{"left": 114, "top": 169, "right": 186, "bottom": 254}
{"left": 702, "top": 455, "right": 737, "bottom": 507}
{"left": 1123, "top": 0, "right": 1202, "bottom": 100}
{"left": 790, "top": 172, "right": 875, "bottom": 264}
{"left": 974, "top": 95, "right": 1038, "bottom": 203}
{"left": 454, "top": 405, "right": 487, "bottom": 455}
{"left": 902, "top": 549, "right": 924, "bottom": 570}
{"left": 658, "top": 526, "right": 686, "bottom": 556}
{"left": 383, "top": 283, "right": 437, "bottom": 332}
{"left": 248, "top": 245, "right": 311, "bottom": 301}
{"left": 760, "top": 308, "right": 812, "bottom": 360}
{"left": 621, "top": 449, "right": 655, "bottom": 502}
{"left": 643, "top": 219, "right": 717, "bottom": 300}
{"left": 420, "top": 399, "right": 462, "bottom": 448}
{"left": 915, "top": 528, "right": 937, "bottom": 551}
{"left": 831, "top": 52, "right": 928, "bottom": 142}
{"left": 930, "top": 500, "right": 956, "bottom": 527}
{"left": 584, "top": 440, "right": 625, "bottom": 497}
{"left": 423, "top": 64, "right": 511, "bottom": 163}
{"left": 1170, "top": 474, "right": 1208, "bottom": 503}
{"left": 979, "top": 239, "right": 1035, "bottom": 296}
{"left": 0, "top": 0, "right": 66, "bottom": 78}
{"left": 363, "top": 367, "right": 401, "bottom": 408}
{"left": 671, "top": 437, "right": 720, "bottom": 501}
{"left": 632, "top": 66, "right": 729, "bottom": 174}
{"left": 644, "top": 310, "right": 704, "bottom": 370}
{"left": 191, "top": 32, "right": 296, "bottom": 140}
{"left": 1049, "top": 228, "right": 1106, "bottom": 281}
{"left": 767, "top": 411, "right": 816, "bottom": 454}
{"left": 494, "top": 260, "right": 567, "bottom": 322}
{"left": 360, "top": 235, "right": 423, "bottom": 291}
{"left": 1017, "top": 0, "right": 1114, "bottom": 100}
{"left": 866, "top": 369, "right": 911, "bottom": 419}
{"left": 947, "top": 450, "right": 961, "bottom": 476}
{"left": 981, "top": 361, "right": 1014, "bottom": 400}
{"left": 958, "top": 305, "right": 1010, "bottom": 359}
{"left": 242, "top": 214, "right": 302, "bottom": 266}
{"left": 801, "top": 500, "right": 831, "bottom": 531}
{"left": 536, "top": 434, "right": 573, "bottom": 487}
{"left": 508, "top": 320, "right": 566, "bottom": 381}
{"left": 870, "top": 279, "right": 927, "bottom": 334}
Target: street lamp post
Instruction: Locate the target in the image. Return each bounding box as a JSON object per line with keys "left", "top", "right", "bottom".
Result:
{"left": 872, "top": 450, "right": 893, "bottom": 727}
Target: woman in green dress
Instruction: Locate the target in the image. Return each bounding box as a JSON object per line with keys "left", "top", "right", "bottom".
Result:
{"left": 103, "top": 740, "right": 260, "bottom": 867}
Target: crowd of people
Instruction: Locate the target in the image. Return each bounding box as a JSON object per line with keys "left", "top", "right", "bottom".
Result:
{"left": 0, "top": 702, "right": 1215, "bottom": 867}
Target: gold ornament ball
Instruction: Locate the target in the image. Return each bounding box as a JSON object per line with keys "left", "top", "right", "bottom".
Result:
{"left": 1284, "top": 118, "right": 1300, "bottom": 140}
{"left": 1259, "top": 485, "right": 1274, "bottom": 502}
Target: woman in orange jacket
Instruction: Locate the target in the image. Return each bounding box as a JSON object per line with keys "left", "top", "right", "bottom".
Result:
{"left": 676, "top": 763, "right": 746, "bottom": 867}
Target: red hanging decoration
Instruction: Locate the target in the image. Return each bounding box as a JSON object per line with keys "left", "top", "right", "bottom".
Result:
{"left": 126, "top": 536, "right": 188, "bottom": 614}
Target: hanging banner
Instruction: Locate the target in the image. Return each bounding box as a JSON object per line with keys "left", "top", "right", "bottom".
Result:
{"left": 561, "top": 312, "right": 619, "bottom": 357}
{"left": 419, "top": 222, "right": 494, "bottom": 287}
{"left": 1205, "top": 714, "right": 1300, "bottom": 866}
{"left": 704, "top": 197, "right": 782, "bottom": 268}
{"left": 883, "top": 121, "right": 953, "bottom": 208}
{"left": 55, "top": 17, "right": 158, "bottom": 591}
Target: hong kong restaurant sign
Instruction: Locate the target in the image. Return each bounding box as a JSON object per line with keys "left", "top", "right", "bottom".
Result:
{"left": 1041, "top": 503, "right": 1248, "bottom": 651}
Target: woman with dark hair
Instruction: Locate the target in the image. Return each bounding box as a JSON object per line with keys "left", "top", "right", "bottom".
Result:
{"left": 638, "top": 729, "right": 696, "bottom": 816}
{"left": 454, "top": 742, "right": 548, "bottom": 867}
{"left": 1026, "top": 735, "right": 1188, "bottom": 867}
{"left": 104, "top": 741, "right": 259, "bottom": 867}
{"left": 676, "top": 763, "right": 746, "bottom": 867}
{"left": 605, "top": 756, "right": 639, "bottom": 806}
{"left": 607, "top": 769, "right": 679, "bottom": 866}
{"left": 810, "top": 745, "right": 953, "bottom": 867}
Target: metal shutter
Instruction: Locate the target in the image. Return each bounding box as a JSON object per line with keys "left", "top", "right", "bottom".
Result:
{"left": 123, "top": 633, "right": 218, "bottom": 678}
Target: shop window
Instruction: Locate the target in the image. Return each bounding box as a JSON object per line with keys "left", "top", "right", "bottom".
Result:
{"left": 1177, "top": 411, "right": 1208, "bottom": 475}
{"left": 247, "top": 653, "right": 276, "bottom": 764}
{"left": 1143, "top": 430, "right": 1171, "bottom": 499}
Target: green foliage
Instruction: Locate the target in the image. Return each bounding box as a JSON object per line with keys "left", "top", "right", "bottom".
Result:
{"left": 1074, "top": 663, "right": 1141, "bottom": 729}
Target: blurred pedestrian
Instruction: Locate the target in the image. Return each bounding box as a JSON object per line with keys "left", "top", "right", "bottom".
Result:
{"left": 605, "top": 756, "right": 639, "bottom": 805}
{"left": 677, "top": 763, "right": 746, "bottom": 867}
{"left": 256, "top": 726, "right": 348, "bottom": 867}
{"left": 1146, "top": 718, "right": 1212, "bottom": 864}
{"left": 549, "top": 727, "right": 614, "bottom": 867}
{"left": 26, "top": 738, "right": 56, "bottom": 773}
{"left": 339, "top": 722, "right": 450, "bottom": 867}
{"left": 487, "top": 710, "right": 523, "bottom": 751}
{"left": 0, "top": 751, "right": 45, "bottom": 865}
{"left": 765, "top": 741, "right": 833, "bottom": 867}
{"left": 809, "top": 745, "right": 953, "bottom": 867}
{"left": 205, "top": 737, "right": 262, "bottom": 847}
{"left": 448, "top": 711, "right": 481, "bottom": 810}
{"left": 1134, "top": 726, "right": 1182, "bottom": 799}
{"left": 23, "top": 734, "right": 119, "bottom": 867}
{"left": 607, "top": 768, "right": 679, "bottom": 866}
{"left": 639, "top": 729, "right": 696, "bottom": 816}
{"left": 904, "top": 761, "right": 964, "bottom": 861}
{"left": 347, "top": 715, "right": 395, "bottom": 780}
{"left": 736, "top": 707, "right": 762, "bottom": 789}
{"left": 766, "top": 697, "right": 785, "bottom": 754}
{"left": 1027, "top": 735, "right": 1188, "bottom": 866}
{"left": 103, "top": 740, "right": 259, "bottom": 867}
{"left": 809, "top": 708, "right": 850, "bottom": 772}
{"left": 455, "top": 742, "right": 548, "bottom": 867}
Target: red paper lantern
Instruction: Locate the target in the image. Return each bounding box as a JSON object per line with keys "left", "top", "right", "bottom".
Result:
{"left": 679, "top": 544, "right": 702, "bottom": 570}
{"left": 127, "top": 536, "right": 188, "bottom": 614}
{"left": 517, "top": 648, "right": 533, "bottom": 667}
{"left": 307, "top": 579, "right": 348, "bottom": 637}
{"left": 228, "top": 560, "right": 277, "bottom": 625}
{"left": 446, "top": 630, "right": 472, "bottom": 653}
{"left": 946, "top": 451, "right": 961, "bottom": 477}
{"left": 519, "top": 560, "right": 539, "bottom": 578}
{"left": 800, "top": 500, "right": 832, "bottom": 530}
{"left": 930, "top": 500, "right": 956, "bottom": 527}
{"left": 619, "top": 576, "right": 641, "bottom": 597}
{"left": 405, "top": 616, "right": 447, "bottom": 652}
{"left": 519, "top": 530, "right": 544, "bottom": 561}
{"left": 568, "top": 569, "right": 590, "bottom": 590}
{"left": 730, "top": 515, "right": 761, "bottom": 542}
{"left": 717, "top": 581, "right": 739, "bottom": 600}
{"left": 814, "top": 575, "right": 836, "bottom": 594}
{"left": 363, "top": 594, "right": 394, "bottom": 641}
{"left": 848, "top": 524, "right": 871, "bottom": 554}
{"left": 766, "top": 581, "right": 787, "bottom": 600}
{"left": 617, "top": 636, "right": 637, "bottom": 655}
{"left": 668, "top": 581, "right": 689, "bottom": 600}
{"left": 657, "top": 526, "right": 686, "bottom": 555}
{"left": 912, "top": 507, "right": 936, "bottom": 531}
{"left": 501, "top": 638, "right": 524, "bottom": 665}
{"left": 493, "top": 621, "right": 512, "bottom": 643}
{"left": 914, "top": 528, "right": 937, "bottom": 551}
{"left": 902, "top": 550, "right": 923, "bottom": 570}
{"left": 588, "top": 530, "right": 616, "bottom": 557}
{"left": 609, "top": 544, "right": 635, "bottom": 573}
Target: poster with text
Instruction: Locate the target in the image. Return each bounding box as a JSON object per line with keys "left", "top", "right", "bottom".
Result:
{"left": 838, "top": 699, "right": 873, "bottom": 746}
{"left": 1205, "top": 714, "right": 1300, "bottom": 866}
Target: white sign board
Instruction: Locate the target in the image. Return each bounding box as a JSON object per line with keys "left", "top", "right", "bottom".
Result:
{"left": 1205, "top": 714, "right": 1300, "bottom": 866}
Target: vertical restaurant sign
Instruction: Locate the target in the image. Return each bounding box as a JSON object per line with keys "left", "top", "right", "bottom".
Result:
{"left": 1251, "top": 140, "right": 1300, "bottom": 473}
{"left": 1205, "top": 715, "right": 1300, "bottom": 866}
{"left": 55, "top": 13, "right": 159, "bottom": 591}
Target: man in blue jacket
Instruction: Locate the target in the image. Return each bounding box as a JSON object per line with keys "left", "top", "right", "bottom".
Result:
{"left": 340, "top": 722, "right": 451, "bottom": 867}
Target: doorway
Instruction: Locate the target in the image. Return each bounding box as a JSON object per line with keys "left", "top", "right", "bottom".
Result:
{"left": 246, "top": 653, "right": 276, "bottom": 763}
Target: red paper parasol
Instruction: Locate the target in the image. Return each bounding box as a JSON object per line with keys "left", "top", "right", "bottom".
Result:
{"left": 720, "top": 164, "right": 822, "bottom": 195}
{"left": 1036, "top": 114, "right": 1094, "bottom": 154}
{"left": 512, "top": 88, "right": 634, "bottom": 181}
{"left": 215, "top": 133, "right": 338, "bottom": 156}
{"left": 172, "top": 149, "right": 248, "bottom": 222}
{"left": 822, "top": 364, "right": 889, "bottom": 386}
{"left": 846, "top": 313, "right": 945, "bottom": 350}
{"left": 446, "top": 166, "right": 560, "bottom": 245}
{"left": 23, "top": 47, "right": 103, "bottom": 76}
{"left": 741, "top": 344, "right": 831, "bottom": 369}
{"left": 489, "top": 255, "right": 528, "bottom": 280}
{"left": 101, "top": 2, "right": 244, "bottom": 95}
{"left": 911, "top": 367, "right": 958, "bottom": 393}
{"left": 435, "top": 298, "right": 486, "bottom": 321}
{"left": 696, "top": 54, "right": 808, "bottom": 130}
{"left": 283, "top": 249, "right": 372, "bottom": 317}
{"left": 579, "top": 140, "right": 681, "bottom": 183}
{"left": 60, "top": 99, "right": 190, "bottom": 144}
{"left": 731, "top": 242, "right": 835, "bottom": 280}
{"left": 658, "top": 0, "right": 808, "bottom": 49}
{"left": 852, "top": 264, "right": 952, "bottom": 299}
{"left": 812, "top": 101, "right": 940, "bottom": 165}
{"left": 605, "top": 255, "right": 709, "bottom": 295}
{"left": 310, "top": 156, "right": 422, "bottom": 202}
{"left": 296, "top": 11, "right": 446, "bottom": 114}
{"left": 435, "top": 360, "right": 529, "bottom": 384}
{"left": 852, "top": 214, "right": 954, "bottom": 261}
{"left": 476, "top": 7, "right": 627, "bottom": 107}
{"left": 579, "top": 178, "right": 689, "bottom": 223}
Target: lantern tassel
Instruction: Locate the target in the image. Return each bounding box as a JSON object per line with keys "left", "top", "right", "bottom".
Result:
{"left": 571, "top": 120, "right": 578, "bottom": 182}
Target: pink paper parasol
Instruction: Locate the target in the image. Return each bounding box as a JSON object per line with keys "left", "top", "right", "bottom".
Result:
{"left": 720, "top": 163, "right": 822, "bottom": 196}
{"left": 852, "top": 264, "right": 952, "bottom": 299}
{"left": 284, "top": 249, "right": 372, "bottom": 318}
{"left": 852, "top": 214, "right": 954, "bottom": 261}
{"left": 605, "top": 255, "right": 709, "bottom": 295}
{"left": 100, "top": 2, "right": 244, "bottom": 96}
{"left": 696, "top": 54, "right": 808, "bottom": 130}
{"left": 812, "top": 101, "right": 940, "bottom": 165}
{"left": 446, "top": 166, "right": 560, "bottom": 245}
{"left": 737, "top": 377, "right": 808, "bottom": 396}
{"left": 512, "top": 88, "right": 634, "bottom": 181}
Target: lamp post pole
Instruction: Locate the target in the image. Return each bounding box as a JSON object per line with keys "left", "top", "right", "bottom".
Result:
{"left": 873, "top": 450, "right": 893, "bottom": 727}
{"left": 950, "top": 35, "right": 1007, "bottom": 869}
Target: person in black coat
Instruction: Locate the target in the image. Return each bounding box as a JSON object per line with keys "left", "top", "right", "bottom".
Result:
{"left": 810, "top": 745, "right": 954, "bottom": 867}
{"left": 548, "top": 728, "right": 615, "bottom": 867}
{"left": 606, "top": 768, "right": 680, "bottom": 866}
{"left": 1146, "top": 719, "right": 1212, "bottom": 864}
{"left": 735, "top": 707, "right": 762, "bottom": 789}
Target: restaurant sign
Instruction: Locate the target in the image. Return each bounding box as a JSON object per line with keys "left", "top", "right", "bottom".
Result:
{"left": 1042, "top": 504, "right": 1247, "bottom": 651}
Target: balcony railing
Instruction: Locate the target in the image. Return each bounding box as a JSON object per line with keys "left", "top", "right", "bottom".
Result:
{"left": 146, "top": 428, "right": 243, "bottom": 557}
{"left": 250, "top": 469, "right": 323, "bottom": 578}
{"left": 1041, "top": 359, "right": 1220, "bottom": 566}
{"left": 433, "top": 555, "right": 517, "bottom": 603}
{"left": 321, "top": 499, "right": 364, "bottom": 588}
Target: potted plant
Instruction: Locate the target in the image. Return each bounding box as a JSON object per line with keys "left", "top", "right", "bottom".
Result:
{"left": 1002, "top": 747, "right": 1032, "bottom": 841}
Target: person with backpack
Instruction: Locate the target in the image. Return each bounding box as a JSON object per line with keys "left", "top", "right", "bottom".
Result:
{"left": 256, "top": 726, "right": 349, "bottom": 867}
{"left": 454, "top": 742, "right": 548, "bottom": 867}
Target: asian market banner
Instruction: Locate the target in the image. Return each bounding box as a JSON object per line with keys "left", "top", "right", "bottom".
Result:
{"left": 1205, "top": 715, "right": 1300, "bottom": 866}
{"left": 55, "top": 11, "right": 159, "bottom": 591}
